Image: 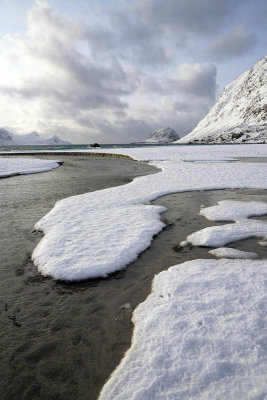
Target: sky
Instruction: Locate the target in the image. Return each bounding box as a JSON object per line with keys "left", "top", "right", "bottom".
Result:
{"left": 0, "top": 0, "right": 266, "bottom": 143}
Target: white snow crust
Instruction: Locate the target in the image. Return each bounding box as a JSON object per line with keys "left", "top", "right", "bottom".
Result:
{"left": 32, "top": 144, "right": 267, "bottom": 281}
{"left": 184, "top": 199, "right": 267, "bottom": 248}
{"left": 209, "top": 247, "right": 259, "bottom": 259}
{"left": 98, "top": 259, "right": 267, "bottom": 400}
{"left": 0, "top": 157, "right": 59, "bottom": 178}
{"left": 33, "top": 203, "right": 166, "bottom": 280}
{"left": 200, "top": 200, "right": 267, "bottom": 221}
{"left": 185, "top": 219, "right": 267, "bottom": 247}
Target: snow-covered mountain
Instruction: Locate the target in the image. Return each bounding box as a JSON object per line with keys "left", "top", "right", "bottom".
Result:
{"left": 144, "top": 127, "right": 180, "bottom": 143}
{"left": 0, "top": 128, "right": 71, "bottom": 146}
{"left": 177, "top": 55, "right": 267, "bottom": 144}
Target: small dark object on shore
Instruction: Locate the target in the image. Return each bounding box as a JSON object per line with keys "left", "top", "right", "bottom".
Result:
{"left": 90, "top": 143, "right": 100, "bottom": 147}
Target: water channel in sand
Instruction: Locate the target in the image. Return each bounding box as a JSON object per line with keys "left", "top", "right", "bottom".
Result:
{"left": 0, "top": 154, "right": 266, "bottom": 400}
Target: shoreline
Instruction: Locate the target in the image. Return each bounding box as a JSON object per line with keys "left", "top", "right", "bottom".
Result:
{"left": 0, "top": 151, "right": 134, "bottom": 160}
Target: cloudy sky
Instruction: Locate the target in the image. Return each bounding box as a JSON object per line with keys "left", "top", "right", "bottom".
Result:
{"left": 0, "top": 0, "right": 266, "bottom": 143}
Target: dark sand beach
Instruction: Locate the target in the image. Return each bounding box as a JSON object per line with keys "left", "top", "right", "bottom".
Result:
{"left": 0, "top": 155, "right": 266, "bottom": 400}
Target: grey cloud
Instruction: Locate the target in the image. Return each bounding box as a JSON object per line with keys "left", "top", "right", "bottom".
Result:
{"left": 139, "top": 63, "right": 217, "bottom": 102}
{"left": 131, "top": 0, "right": 242, "bottom": 36}
{"left": 80, "top": 0, "right": 242, "bottom": 68}
{"left": 209, "top": 25, "right": 257, "bottom": 60}
{"left": 170, "top": 63, "right": 217, "bottom": 101}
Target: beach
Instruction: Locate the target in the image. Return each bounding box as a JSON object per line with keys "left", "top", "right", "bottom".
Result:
{"left": 0, "top": 151, "right": 267, "bottom": 399}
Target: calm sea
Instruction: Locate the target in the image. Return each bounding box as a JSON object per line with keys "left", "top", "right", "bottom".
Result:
{"left": 0, "top": 143, "right": 189, "bottom": 152}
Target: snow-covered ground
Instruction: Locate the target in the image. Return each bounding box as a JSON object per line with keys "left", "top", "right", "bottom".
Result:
{"left": 0, "top": 157, "right": 60, "bottom": 178}
{"left": 32, "top": 144, "right": 267, "bottom": 281}
{"left": 182, "top": 200, "right": 267, "bottom": 248}
{"left": 200, "top": 200, "right": 267, "bottom": 221}
{"left": 98, "top": 199, "right": 267, "bottom": 399}
{"left": 98, "top": 258, "right": 267, "bottom": 400}
{"left": 209, "top": 247, "right": 259, "bottom": 259}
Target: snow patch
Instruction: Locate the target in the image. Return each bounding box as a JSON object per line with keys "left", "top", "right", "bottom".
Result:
{"left": 209, "top": 247, "right": 259, "bottom": 259}
{"left": 0, "top": 157, "right": 60, "bottom": 178}
{"left": 98, "top": 259, "right": 267, "bottom": 400}
{"left": 200, "top": 200, "right": 267, "bottom": 221}
{"left": 33, "top": 202, "right": 166, "bottom": 281}
{"left": 183, "top": 200, "right": 267, "bottom": 248}
{"left": 184, "top": 218, "right": 267, "bottom": 247}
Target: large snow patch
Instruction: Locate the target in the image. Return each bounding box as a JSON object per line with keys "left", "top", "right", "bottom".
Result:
{"left": 98, "top": 259, "right": 267, "bottom": 400}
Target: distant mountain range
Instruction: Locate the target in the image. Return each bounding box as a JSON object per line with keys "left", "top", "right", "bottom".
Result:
{"left": 177, "top": 55, "right": 267, "bottom": 144}
{"left": 0, "top": 128, "right": 71, "bottom": 146}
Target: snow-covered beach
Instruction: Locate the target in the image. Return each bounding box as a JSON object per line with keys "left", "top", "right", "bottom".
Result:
{"left": 1, "top": 145, "right": 267, "bottom": 399}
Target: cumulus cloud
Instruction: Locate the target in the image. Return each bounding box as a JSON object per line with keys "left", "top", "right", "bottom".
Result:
{"left": 209, "top": 25, "right": 257, "bottom": 60}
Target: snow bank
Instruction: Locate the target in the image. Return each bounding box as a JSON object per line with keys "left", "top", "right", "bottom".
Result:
{"left": 98, "top": 259, "right": 267, "bottom": 400}
{"left": 0, "top": 157, "right": 59, "bottom": 178}
{"left": 32, "top": 144, "right": 267, "bottom": 280}
{"left": 209, "top": 247, "right": 259, "bottom": 259}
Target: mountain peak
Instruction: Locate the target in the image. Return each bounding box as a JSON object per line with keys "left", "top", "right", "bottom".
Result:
{"left": 0, "top": 129, "right": 72, "bottom": 146}
{"left": 145, "top": 127, "right": 180, "bottom": 143}
{"left": 178, "top": 55, "right": 267, "bottom": 144}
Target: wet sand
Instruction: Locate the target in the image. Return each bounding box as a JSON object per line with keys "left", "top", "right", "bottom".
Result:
{"left": 0, "top": 155, "right": 266, "bottom": 400}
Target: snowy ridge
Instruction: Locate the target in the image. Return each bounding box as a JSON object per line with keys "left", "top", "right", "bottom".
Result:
{"left": 178, "top": 55, "right": 267, "bottom": 144}
{"left": 0, "top": 128, "right": 71, "bottom": 146}
{"left": 144, "top": 127, "right": 180, "bottom": 144}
